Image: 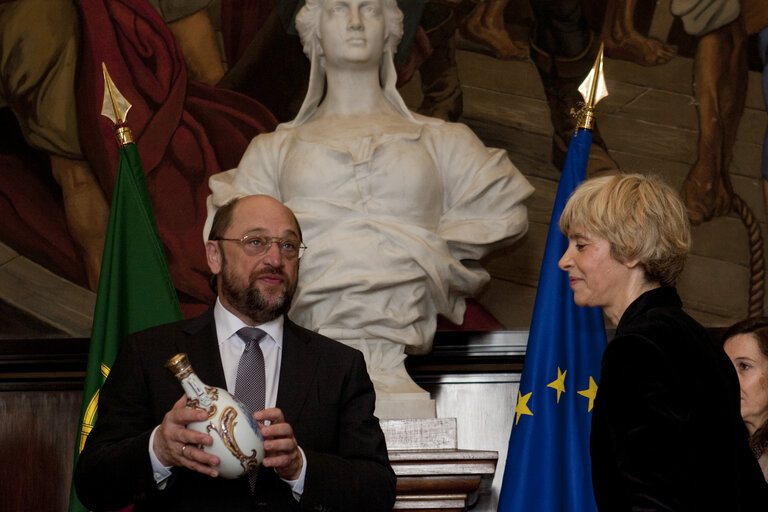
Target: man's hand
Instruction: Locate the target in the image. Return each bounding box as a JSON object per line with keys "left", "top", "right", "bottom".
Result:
{"left": 153, "top": 395, "right": 220, "bottom": 477}
{"left": 255, "top": 408, "right": 303, "bottom": 480}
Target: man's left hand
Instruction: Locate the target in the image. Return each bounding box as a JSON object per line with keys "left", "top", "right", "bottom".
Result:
{"left": 254, "top": 408, "right": 303, "bottom": 480}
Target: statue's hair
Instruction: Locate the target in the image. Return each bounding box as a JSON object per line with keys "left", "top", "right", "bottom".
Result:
{"left": 295, "top": 0, "right": 404, "bottom": 64}
{"left": 559, "top": 173, "right": 690, "bottom": 286}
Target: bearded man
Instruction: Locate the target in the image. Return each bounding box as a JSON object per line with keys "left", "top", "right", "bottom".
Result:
{"left": 74, "top": 195, "right": 395, "bottom": 512}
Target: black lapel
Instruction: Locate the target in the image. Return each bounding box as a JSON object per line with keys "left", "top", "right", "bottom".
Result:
{"left": 178, "top": 309, "right": 227, "bottom": 389}
{"left": 276, "top": 317, "right": 321, "bottom": 424}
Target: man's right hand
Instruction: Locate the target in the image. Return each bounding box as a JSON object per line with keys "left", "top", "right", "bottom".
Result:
{"left": 153, "top": 395, "right": 220, "bottom": 477}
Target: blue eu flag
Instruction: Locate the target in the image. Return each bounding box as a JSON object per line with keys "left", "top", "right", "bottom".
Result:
{"left": 497, "top": 129, "right": 607, "bottom": 511}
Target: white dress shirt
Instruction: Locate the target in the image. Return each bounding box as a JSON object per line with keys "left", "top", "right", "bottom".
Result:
{"left": 149, "top": 298, "right": 306, "bottom": 496}
{"left": 214, "top": 298, "right": 283, "bottom": 409}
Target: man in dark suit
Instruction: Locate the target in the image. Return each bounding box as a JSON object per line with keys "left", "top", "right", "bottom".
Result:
{"left": 74, "top": 195, "right": 396, "bottom": 511}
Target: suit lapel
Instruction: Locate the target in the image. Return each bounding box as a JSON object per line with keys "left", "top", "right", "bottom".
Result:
{"left": 176, "top": 312, "right": 320, "bottom": 417}
{"left": 178, "top": 309, "right": 228, "bottom": 389}
{"left": 277, "top": 318, "right": 321, "bottom": 425}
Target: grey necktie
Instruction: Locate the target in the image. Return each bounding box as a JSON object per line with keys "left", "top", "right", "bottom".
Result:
{"left": 235, "top": 327, "right": 266, "bottom": 492}
{"left": 235, "top": 327, "right": 267, "bottom": 414}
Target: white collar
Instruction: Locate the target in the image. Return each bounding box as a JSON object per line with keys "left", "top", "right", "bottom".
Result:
{"left": 213, "top": 297, "right": 284, "bottom": 348}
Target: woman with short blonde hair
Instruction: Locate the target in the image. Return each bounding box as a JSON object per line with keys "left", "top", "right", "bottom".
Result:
{"left": 559, "top": 173, "right": 690, "bottom": 287}
{"left": 558, "top": 173, "right": 767, "bottom": 510}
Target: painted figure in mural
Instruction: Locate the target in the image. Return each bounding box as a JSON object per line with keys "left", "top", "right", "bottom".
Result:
{"left": 552, "top": 0, "right": 768, "bottom": 226}
{"left": 528, "top": 0, "right": 620, "bottom": 177}
{"left": 600, "top": 0, "right": 677, "bottom": 66}
{"left": 205, "top": 0, "right": 534, "bottom": 397}
{"left": 677, "top": 0, "right": 768, "bottom": 224}
{"left": 0, "top": 0, "right": 228, "bottom": 291}
{"left": 0, "top": 0, "right": 109, "bottom": 291}
{"left": 412, "top": 0, "right": 465, "bottom": 121}
{"left": 460, "top": 0, "right": 527, "bottom": 60}
{"left": 0, "top": 0, "right": 275, "bottom": 317}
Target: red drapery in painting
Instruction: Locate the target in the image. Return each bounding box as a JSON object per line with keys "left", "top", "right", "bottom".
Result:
{"left": 0, "top": 0, "right": 498, "bottom": 328}
{"left": 76, "top": 0, "right": 278, "bottom": 317}
{"left": 0, "top": 0, "right": 276, "bottom": 318}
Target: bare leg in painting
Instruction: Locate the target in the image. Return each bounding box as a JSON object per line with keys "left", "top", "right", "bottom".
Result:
{"left": 49, "top": 156, "right": 109, "bottom": 291}
{"left": 166, "top": 7, "right": 225, "bottom": 86}
{"left": 681, "top": 16, "right": 747, "bottom": 224}
{"left": 601, "top": 0, "right": 677, "bottom": 66}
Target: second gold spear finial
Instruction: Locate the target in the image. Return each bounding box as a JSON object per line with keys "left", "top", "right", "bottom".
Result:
{"left": 100, "top": 62, "right": 134, "bottom": 147}
{"left": 571, "top": 43, "right": 608, "bottom": 133}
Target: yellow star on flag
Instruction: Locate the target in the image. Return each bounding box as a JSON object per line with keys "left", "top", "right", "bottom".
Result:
{"left": 577, "top": 376, "right": 598, "bottom": 412}
{"left": 547, "top": 367, "right": 567, "bottom": 403}
{"left": 515, "top": 391, "right": 533, "bottom": 425}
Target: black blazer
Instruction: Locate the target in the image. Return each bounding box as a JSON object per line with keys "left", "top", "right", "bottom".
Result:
{"left": 590, "top": 287, "right": 767, "bottom": 511}
{"left": 74, "top": 310, "right": 396, "bottom": 512}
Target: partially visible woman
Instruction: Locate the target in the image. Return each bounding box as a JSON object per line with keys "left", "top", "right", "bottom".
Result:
{"left": 558, "top": 173, "right": 767, "bottom": 510}
{"left": 723, "top": 317, "right": 768, "bottom": 481}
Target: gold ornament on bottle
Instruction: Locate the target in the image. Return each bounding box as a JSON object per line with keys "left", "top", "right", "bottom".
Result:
{"left": 166, "top": 353, "right": 264, "bottom": 479}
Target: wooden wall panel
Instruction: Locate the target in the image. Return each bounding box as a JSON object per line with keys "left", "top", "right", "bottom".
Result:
{"left": 0, "top": 390, "right": 81, "bottom": 512}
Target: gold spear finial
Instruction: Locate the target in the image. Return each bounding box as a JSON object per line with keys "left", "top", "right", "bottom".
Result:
{"left": 100, "top": 62, "right": 134, "bottom": 146}
{"left": 571, "top": 43, "right": 608, "bottom": 132}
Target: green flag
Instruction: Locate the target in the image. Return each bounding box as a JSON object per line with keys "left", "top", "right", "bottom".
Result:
{"left": 68, "top": 142, "right": 183, "bottom": 512}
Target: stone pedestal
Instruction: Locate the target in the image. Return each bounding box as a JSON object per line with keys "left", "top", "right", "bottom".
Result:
{"left": 381, "top": 418, "right": 498, "bottom": 511}
{"left": 351, "top": 341, "right": 437, "bottom": 419}
{"left": 375, "top": 389, "right": 437, "bottom": 419}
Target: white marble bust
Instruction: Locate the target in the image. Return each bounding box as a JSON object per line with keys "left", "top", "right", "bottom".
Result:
{"left": 205, "top": 0, "right": 534, "bottom": 404}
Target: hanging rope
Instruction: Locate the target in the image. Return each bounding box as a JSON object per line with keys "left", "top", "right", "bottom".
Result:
{"left": 731, "top": 193, "right": 765, "bottom": 318}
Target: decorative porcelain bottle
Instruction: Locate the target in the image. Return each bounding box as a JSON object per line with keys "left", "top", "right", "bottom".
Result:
{"left": 165, "top": 353, "right": 264, "bottom": 479}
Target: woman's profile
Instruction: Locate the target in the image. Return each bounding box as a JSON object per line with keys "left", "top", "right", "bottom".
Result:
{"left": 723, "top": 317, "right": 768, "bottom": 482}
{"left": 558, "top": 173, "right": 767, "bottom": 510}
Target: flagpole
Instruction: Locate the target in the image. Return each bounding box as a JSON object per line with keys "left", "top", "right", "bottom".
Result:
{"left": 497, "top": 43, "right": 610, "bottom": 512}
{"left": 68, "top": 64, "right": 182, "bottom": 512}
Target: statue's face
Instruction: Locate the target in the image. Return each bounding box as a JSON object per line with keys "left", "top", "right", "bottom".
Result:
{"left": 318, "top": 0, "right": 385, "bottom": 69}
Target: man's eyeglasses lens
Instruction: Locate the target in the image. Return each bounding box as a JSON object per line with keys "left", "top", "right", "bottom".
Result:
{"left": 217, "top": 235, "right": 305, "bottom": 259}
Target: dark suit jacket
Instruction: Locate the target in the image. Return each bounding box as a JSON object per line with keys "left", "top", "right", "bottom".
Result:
{"left": 74, "top": 310, "right": 396, "bottom": 512}
{"left": 590, "top": 287, "right": 767, "bottom": 511}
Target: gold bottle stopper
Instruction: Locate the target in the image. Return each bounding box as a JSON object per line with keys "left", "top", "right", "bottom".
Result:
{"left": 165, "top": 353, "right": 193, "bottom": 380}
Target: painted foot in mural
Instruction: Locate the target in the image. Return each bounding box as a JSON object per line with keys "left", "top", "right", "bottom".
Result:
{"left": 603, "top": 31, "right": 677, "bottom": 66}
{"left": 681, "top": 162, "right": 733, "bottom": 225}
{"left": 461, "top": 2, "right": 527, "bottom": 60}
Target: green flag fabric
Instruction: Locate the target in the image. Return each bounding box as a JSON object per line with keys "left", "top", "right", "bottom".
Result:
{"left": 68, "top": 142, "right": 183, "bottom": 512}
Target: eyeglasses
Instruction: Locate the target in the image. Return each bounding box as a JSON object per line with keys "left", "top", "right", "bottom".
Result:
{"left": 213, "top": 234, "right": 307, "bottom": 259}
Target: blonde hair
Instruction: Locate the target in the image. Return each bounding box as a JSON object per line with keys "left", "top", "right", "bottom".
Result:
{"left": 295, "top": 0, "right": 404, "bottom": 64}
{"left": 559, "top": 173, "right": 690, "bottom": 286}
